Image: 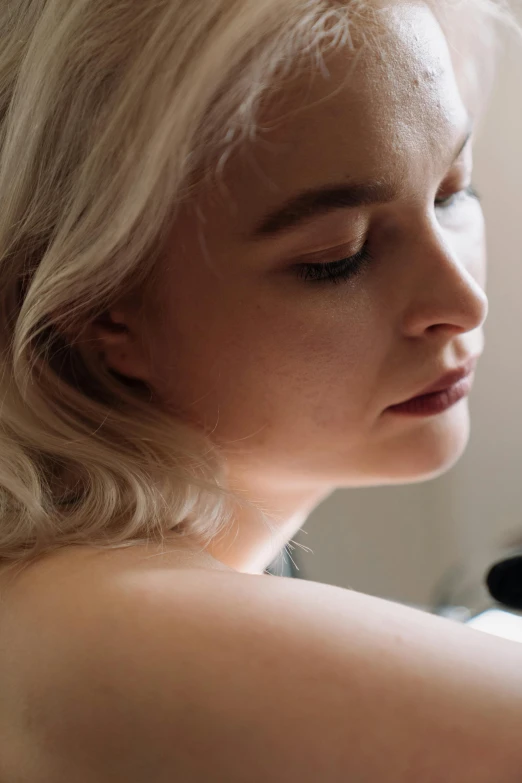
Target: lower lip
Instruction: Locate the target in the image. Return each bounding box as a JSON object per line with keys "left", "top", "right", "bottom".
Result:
{"left": 386, "top": 374, "right": 474, "bottom": 417}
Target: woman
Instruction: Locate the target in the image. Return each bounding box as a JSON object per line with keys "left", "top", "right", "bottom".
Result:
{"left": 0, "top": 0, "right": 521, "bottom": 780}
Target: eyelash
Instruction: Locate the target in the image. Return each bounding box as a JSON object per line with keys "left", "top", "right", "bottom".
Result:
{"left": 435, "top": 184, "right": 481, "bottom": 209}
{"left": 297, "top": 185, "right": 481, "bottom": 285}
{"left": 296, "top": 243, "right": 372, "bottom": 285}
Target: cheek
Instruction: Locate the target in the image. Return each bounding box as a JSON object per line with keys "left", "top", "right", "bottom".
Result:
{"left": 206, "top": 288, "right": 390, "bottom": 440}
{"left": 236, "top": 278, "right": 384, "bottom": 372}
{"left": 152, "top": 279, "right": 388, "bottom": 438}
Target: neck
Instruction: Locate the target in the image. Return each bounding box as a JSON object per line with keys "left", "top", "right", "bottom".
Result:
{"left": 193, "top": 473, "right": 334, "bottom": 575}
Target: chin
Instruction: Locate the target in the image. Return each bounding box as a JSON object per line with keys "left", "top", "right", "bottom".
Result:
{"left": 353, "top": 400, "right": 472, "bottom": 488}
{"left": 390, "top": 401, "right": 472, "bottom": 484}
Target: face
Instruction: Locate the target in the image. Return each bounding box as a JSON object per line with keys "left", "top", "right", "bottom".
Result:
{"left": 100, "top": 1, "right": 489, "bottom": 496}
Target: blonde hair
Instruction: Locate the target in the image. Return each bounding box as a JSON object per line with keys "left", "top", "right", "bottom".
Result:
{"left": 0, "top": 0, "right": 515, "bottom": 569}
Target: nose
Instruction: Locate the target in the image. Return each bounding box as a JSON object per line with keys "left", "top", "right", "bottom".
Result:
{"left": 400, "top": 221, "right": 488, "bottom": 339}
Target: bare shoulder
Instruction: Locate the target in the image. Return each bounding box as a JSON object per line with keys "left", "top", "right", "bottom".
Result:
{"left": 2, "top": 553, "right": 522, "bottom": 783}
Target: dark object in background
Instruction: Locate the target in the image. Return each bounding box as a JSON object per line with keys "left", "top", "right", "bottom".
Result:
{"left": 486, "top": 555, "right": 522, "bottom": 612}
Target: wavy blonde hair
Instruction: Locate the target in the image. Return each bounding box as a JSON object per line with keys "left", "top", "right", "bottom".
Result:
{"left": 0, "top": 0, "right": 515, "bottom": 569}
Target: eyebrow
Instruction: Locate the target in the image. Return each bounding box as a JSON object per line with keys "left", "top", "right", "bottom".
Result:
{"left": 250, "top": 127, "right": 474, "bottom": 239}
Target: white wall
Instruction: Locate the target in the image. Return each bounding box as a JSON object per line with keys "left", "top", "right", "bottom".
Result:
{"left": 293, "top": 33, "right": 522, "bottom": 609}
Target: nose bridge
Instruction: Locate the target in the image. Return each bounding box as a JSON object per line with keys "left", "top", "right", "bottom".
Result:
{"left": 401, "top": 219, "right": 488, "bottom": 338}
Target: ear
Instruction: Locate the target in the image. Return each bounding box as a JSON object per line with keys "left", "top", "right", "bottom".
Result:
{"left": 84, "top": 306, "right": 153, "bottom": 384}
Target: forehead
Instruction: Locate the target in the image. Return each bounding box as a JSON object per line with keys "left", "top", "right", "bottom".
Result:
{"left": 199, "top": 2, "right": 472, "bottom": 230}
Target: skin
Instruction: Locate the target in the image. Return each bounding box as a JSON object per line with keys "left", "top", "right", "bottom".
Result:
{"left": 89, "top": 1, "right": 490, "bottom": 573}
{"left": 5, "top": 9, "right": 521, "bottom": 783}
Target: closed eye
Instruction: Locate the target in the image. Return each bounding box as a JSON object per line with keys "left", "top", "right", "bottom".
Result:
{"left": 296, "top": 243, "right": 372, "bottom": 285}
{"left": 435, "top": 184, "right": 481, "bottom": 209}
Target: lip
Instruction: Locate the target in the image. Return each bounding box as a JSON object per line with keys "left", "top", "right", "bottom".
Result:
{"left": 415, "top": 356, "right": 479, "bottom": 398}
{"left": 386, "top": 356, "right": 480, "bottom": 416}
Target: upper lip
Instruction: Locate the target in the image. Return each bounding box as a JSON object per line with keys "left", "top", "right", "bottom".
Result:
{"left": 396, "top": 356, "right": 480, "bottom": 404}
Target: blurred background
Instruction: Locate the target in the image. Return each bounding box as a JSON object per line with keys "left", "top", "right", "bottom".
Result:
{"left": 268, "top": 29, "right": 522, "bottom": 624}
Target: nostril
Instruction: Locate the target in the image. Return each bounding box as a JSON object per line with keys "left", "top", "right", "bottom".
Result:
{"left": 425, "top": 322, "right": 469, "bottom": 337}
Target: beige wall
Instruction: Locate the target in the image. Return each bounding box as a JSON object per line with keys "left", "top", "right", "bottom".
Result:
{"left": 293, "top": 33, "right": 522, "bottom": 608}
